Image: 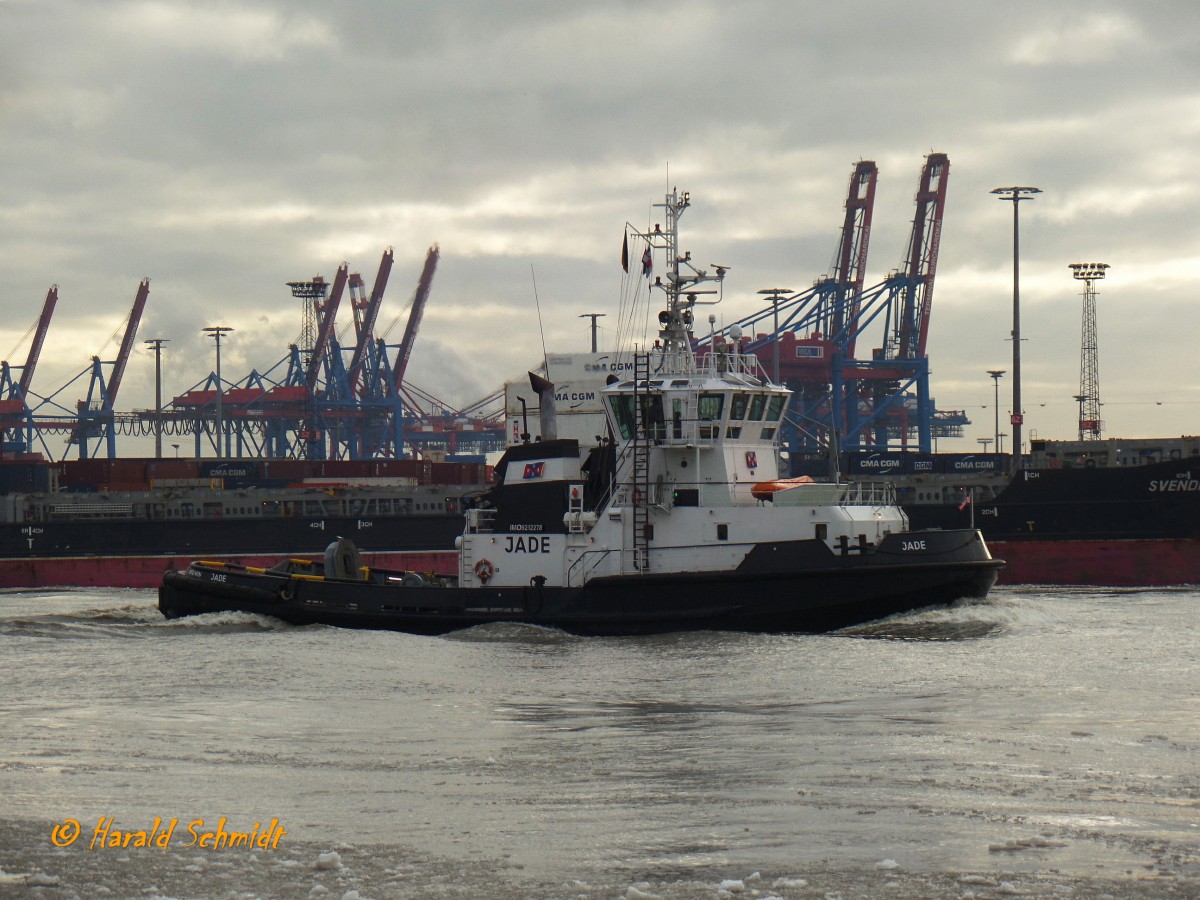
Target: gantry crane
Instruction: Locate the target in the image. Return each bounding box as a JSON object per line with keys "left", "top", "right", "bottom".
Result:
{"left": 695, "top": 153, "right": 961, "bottom": 461}
{"left": 73, "top": 278, "right": 151, "bottom": 458}
{"left": 18, "top": 279, "right": 152, "bottom": 459}
{"left": 161, "top": 247, "right": 489, "bottom": 461}
{"left": 0, "top": 285, "right": 58, "bottom": 454}
{"left": 838, "top": 151, "right": 950, "bottom": 450}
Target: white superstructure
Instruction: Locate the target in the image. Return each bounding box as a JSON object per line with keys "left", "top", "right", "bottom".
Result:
{"left": 460, "top": 188, "right": 909, "bottom": 589}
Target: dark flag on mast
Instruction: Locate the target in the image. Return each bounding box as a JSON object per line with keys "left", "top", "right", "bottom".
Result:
{"left": 621, "top": 232, "right": 629, "bottom": 273}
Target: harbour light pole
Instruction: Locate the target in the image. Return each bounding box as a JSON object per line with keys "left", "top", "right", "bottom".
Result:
{"left": 578, "top": 313, "right": 606, "bottom": 353}
{"left": 991, "top": 186, "right": 1040, "bottom": 471}
{"left": 757, "top": 288, "right": 793, "bottom": 384}
{"left": 987, "top": 369, "right": 1005, "bottom": 456}
{"left": 202, "top": 326, "right": 233, "bottom": 457}
{"left": 144, "top": 338, "right": 169, "bottom": 459}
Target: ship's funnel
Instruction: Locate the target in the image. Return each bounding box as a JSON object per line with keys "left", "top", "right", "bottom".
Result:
{"left": 528, "top": 371, "right": 557, "bottom": 441}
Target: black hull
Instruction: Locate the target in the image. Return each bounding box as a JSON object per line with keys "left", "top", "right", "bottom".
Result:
{"left": 0, "top": 513, "right": 465, "bottom": 559}
{"left": 901, "top": 457, "right": 1200, "bottom": 542}
{"left": 158, "top": 530, "right": 1001, "bottom": 637}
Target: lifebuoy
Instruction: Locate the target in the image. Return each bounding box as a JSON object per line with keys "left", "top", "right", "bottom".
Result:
{"left": 474, "top": 559, "right": 494, "bottom": 583}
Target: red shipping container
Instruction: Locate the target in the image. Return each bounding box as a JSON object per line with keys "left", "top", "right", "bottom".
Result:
{"left": 148, "top": 459, "right": 201, "bottom": 479}
{"left": 261, "top": 460, "right": 307, "bottom": 480}
{"left": 59, "top": 459, "right": 112, "bottom": 485}
{"left": 109, "top": 460, "right": 149, "bottom": 483}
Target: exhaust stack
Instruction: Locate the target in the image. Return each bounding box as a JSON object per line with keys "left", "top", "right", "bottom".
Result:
{"left": 528, "top": 371, "right": 557, "bottom": 441}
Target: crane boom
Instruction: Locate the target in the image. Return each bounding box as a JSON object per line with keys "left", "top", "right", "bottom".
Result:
{"left": 306, "top": 263, "right": 348, "bottom": 392}
{"left": 392, "top": 245, "right": 439, "bottom": 392}
{"left": 347, "top": 272, "right": 367, "bottom": 338}
{"left": 910, "top": 152, "right": 948, "bottom": 358}
{"left": 890, "top": 152, "right": 949, "bottom": 359}
{"left": 18, "top": 285, "right": 58, "bottom": 397}
{"left": 105, "top": 278, "right": 150, "bottom": 407}
{"left": 347, "top": 247, "right": 394, "bottom": 396}
{"left": 833, "top": 161, "right": 877, "bottom": 356}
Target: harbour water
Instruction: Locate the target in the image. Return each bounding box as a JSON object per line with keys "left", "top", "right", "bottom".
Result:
{"left": 1, "top": 586, "right": 1196, "bottom": 898}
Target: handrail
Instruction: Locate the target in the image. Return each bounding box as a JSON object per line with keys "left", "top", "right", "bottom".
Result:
{"left": 694, "top": 350, "right": 767, "bottom": 379}
{"left": 837, "top": 481, "right": 898, "bottom": 507}
{"left": 566, "top": 546, "right": 620, "bottom": 586}
{"left": 466, "top": 507, "right": 496, "bottom": 533}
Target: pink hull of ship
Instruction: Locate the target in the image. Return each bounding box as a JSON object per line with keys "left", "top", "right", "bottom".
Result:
{"left": 992, "top": 538, "right": 1200, "bottom": 587}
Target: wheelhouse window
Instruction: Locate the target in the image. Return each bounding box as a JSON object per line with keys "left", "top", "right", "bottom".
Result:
{"left": 726, "top": 393, "right": 748, "bottom": 438}
{"left": 761, "top": 394, "right": 785, "bottom": 440}
{"left": 748, "top": 394, "right": 767, "bottom": 420}
{"left": 609, "top": 394, "right": 637, "bottom": 440}
{"left": 730, "top": 393, "right": 748, "bottom": 420}
{"left": 698, "top": 392, "right": 724, "bottom": 439}
{"left": 698, "top": 393, "right": 724, "bottom": 420}
{"left": 640, "top": 394, "right": 665, "bottom": 441}
{"left": 610, "top": 392, "right": 665, "bottom": 440}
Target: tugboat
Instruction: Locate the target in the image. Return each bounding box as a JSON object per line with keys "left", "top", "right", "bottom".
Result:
{"left": 159, "top": 188, "right": 1002, "bottom": 636}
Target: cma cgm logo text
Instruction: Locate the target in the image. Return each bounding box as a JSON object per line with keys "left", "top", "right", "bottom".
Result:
{"left": 858, "top": 456, "right": 901, "bottom": 470}
{"left": 1149, "top": 473, "right": 1200, "bottom": 492}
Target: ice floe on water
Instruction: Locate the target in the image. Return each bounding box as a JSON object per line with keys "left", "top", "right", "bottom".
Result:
{"left": 3, "top": 587, "right": 1198, "bottom": 898}
{"left": 0, "top": 829, "right": 1195, "bottom": 900}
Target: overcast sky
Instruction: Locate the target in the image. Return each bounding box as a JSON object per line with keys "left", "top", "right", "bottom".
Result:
{"left": 3, "top": 0, "right": 1198, "bottom": 457}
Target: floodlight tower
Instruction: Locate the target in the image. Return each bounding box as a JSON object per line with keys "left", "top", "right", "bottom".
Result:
{"left": 287, "top": 277, "right": 331, "bottom": 458}
{"left": 1069, "top": 262, "right": 1109, "bottom": 440}
{"left": 287, "top": 277, "right": 328, "bottom": 374}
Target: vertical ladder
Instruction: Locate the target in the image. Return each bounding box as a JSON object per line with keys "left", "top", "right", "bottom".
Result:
{"left": 566, "top": 483, "right": 585, "bottom": 533}
{"left": 632, "top": 352, "right": 651, "bottom": 571}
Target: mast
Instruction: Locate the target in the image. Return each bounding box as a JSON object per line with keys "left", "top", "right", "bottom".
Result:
{"left": 630, "top": 188, "right": 728, "bottom": 372}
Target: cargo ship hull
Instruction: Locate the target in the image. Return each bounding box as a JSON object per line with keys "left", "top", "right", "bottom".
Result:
{"left": 876, "top": 450, "right": 1200, "bottom": 586}
{"left": 0, "top": 513, "right": 464, "bottom": 588}
{"left": 2, "top": 548, "right": 459, "bottom": 590}
{"left": 0, "top": 457, "right": 488, "bottom": 589}
{"left": 983, "top": 538, "right": 1200, "bottom": 587}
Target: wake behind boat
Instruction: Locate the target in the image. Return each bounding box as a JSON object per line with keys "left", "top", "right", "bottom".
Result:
{"left": 158, "top": 188, "right": 1002, "bottom": 635}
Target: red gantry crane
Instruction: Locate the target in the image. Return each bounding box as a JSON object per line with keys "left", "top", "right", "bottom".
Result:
{"left": 0, "top": 285, "right": 58, "bottom": 454}
{"left": 393, "top": 245, "right": 439, "bottom": 400}
{"left": 833, "top": 160, "right": 878, "bottom": 358}
{"left": 694, "top": 153, "right": 958, "bottom": 457}
{"left": 307, "top": 264, "right": 348, "bottom": 393}
{"left": 27, "top": 279, "right": 151, "bottom": 459}
{"left": 347, "top": 247, "right": 394, "bottom": 398}
{"left": 75, "top": 278, "right": 151, "bottom": 458}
